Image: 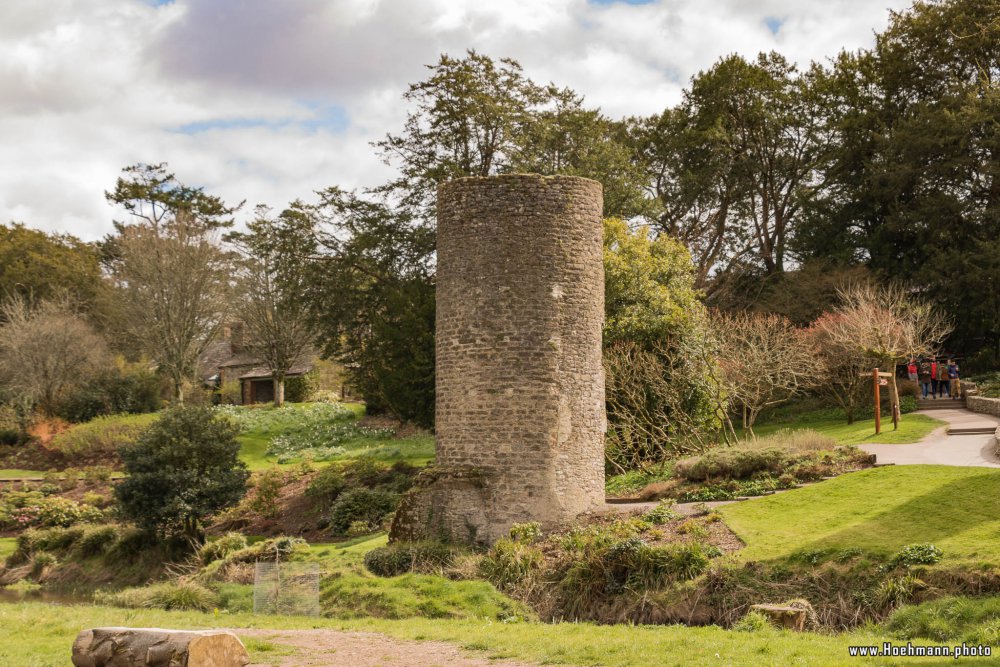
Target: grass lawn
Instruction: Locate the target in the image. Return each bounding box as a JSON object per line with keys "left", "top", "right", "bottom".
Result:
{"left": 0, "top": 538, "right": 15, "bottom": 562}
{"left": 751, "top": 412, "right": 944, "bottom": 445}
{"left": 0, "top": 600, "right": 965, "bottom": 666}
{"left": 0, "top": 469, "right": 48, "bottom": 479}
{"left": 233, "top": 402, "right": 435, "bottom": 470}
{"left": 720, "top": 465, "right": 1000, "bottom": 564}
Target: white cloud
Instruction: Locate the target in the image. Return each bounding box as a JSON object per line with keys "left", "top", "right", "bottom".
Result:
{"left": 0, "top": 0, "right": 912, "bottom": 241}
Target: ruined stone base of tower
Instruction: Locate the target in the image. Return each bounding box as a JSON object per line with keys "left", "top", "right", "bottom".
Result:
{"left": 390, "top": 174, "right": 606, "bottom": 547}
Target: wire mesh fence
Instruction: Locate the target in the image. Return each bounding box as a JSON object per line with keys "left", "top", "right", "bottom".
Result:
{"left": 253, "top": 561, "right": 321, "bottom": 616}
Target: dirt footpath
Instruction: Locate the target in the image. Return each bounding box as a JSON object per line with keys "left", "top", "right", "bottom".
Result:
{"left": 238, "top": 628, "right": 541, "bottom": 667}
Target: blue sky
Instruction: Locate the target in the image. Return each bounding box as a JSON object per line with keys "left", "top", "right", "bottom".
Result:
{"left": 0, "top": 0, "right": 912, "bottom": 239}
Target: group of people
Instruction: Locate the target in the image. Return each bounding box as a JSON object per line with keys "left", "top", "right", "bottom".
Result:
{"left": 906, "top": 357, "right": 961, "bottom": 399}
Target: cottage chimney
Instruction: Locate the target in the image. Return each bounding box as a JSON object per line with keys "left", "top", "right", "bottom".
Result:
{"left": 229, "top": 321, "right": 245, "bottom": 354}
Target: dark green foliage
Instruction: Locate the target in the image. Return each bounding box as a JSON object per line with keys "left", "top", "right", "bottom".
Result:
{"left": 307, "top": 459, "right": 417, "bottom": 536}
{"left": 308, "top": 459, "right": 416, "bottom": 502}
{"left": 114, "top": 405, "right": 249, "bottom": 539}
{"left": 55, "top": 369, "right": 161, "bottom": 423}
{"left": 674, "top": 448, "right": 788, "bottom": 482}
{"left": 798, "top": 1, "right": 1000, "bottom": 354}
{"left": 0, "top": 223, "right": 106, "bottom": 315}
{"left": 284, "top": 371, "right": 318, "bottom": 403}
{"left": 307, "top": 189, "right": 436, "bottom": 427}
{"left": 328, "top": 488, "right": 399, "bottom": 535}
{"left": 305, "top": 465, "right": 347, "bottom": 501}
{"left": 104, "top": 526, "right": 151, "bottom": 564}
{"left": 0, "top": 428, "right": 19, "bottom": 446}
{"left": 73, "top": 525, "right": 120, "bottom": 558}
{"left": 363, "top": 541, "right": 459, "bottom": 577}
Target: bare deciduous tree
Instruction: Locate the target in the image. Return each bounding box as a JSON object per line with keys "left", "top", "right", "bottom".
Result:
{"left": 819, "top": 283, "right": 953, "bottom": 421}
{"left": 604, "top": 339, "right": 725, "bottom": 472}
{"left": 0, "top": 296, "right": 110, "bottom": 414}
{"left": 109, "top": 213, "right": 230, "bottom": 402}
{"left": 712, "top": 310, "right": 819, "bottom": 433}
{"left": 806, "top": 312, "right": 875, "bottom": 424}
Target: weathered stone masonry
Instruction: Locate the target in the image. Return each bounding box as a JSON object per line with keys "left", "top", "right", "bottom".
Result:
{"left": 391, "top": 174, "right": 606, "bottom": 546}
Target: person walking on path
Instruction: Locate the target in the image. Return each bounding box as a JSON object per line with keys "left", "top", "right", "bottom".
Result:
{"left": 907, "top": 358, "right": 919, "bottom": 382}
{"left": 919, "top": 359, "right": 933, "bottom": 398}
{"left": 948, "top": 359, "right": 961, "bottom": 400}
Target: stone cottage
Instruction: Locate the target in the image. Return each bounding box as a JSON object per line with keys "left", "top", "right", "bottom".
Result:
{"left": 199, "top": 322, "right": 314, "bottom": 404}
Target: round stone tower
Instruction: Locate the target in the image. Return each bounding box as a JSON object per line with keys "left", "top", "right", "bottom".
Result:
{"left": 391, "top": 174, "right": 606, "bottom": 546}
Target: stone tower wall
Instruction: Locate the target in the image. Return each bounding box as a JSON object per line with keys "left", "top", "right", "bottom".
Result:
{"left": 391, "top": 174, "right": 606, "bottom": 546}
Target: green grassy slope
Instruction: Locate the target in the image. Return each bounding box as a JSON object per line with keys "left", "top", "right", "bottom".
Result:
{"left": 720, "top": 466, "right": 1000, "bottom": 563}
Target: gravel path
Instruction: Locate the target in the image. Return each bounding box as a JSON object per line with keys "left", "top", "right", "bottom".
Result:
{"left": 860, "top": 408, "right": 1000, "bottom": 468}
{"left": 238, "top": 628, "right": 540, "bottom": 667}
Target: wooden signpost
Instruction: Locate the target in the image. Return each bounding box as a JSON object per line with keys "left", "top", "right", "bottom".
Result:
{"left": 863, "top": 368, "right": 896, "bottom": 435}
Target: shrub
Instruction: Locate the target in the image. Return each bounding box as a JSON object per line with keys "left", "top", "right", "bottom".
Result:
{"left": 0, "top": 428, "right": 19, "bottom": 446}
{"left": 284, "top": 371, "right": 319, "bottom": 403}
{"left": 96, "top": 581, "right": 219, "bottom": 612}
{"left": 83, "top": 466, "right": 114, "bottom": 485}
{"left": 248, "top": 469, "right": 283, "bottom": 519}
{"left": 0, "top": 495, "right": 103, "bottom": 530}
{"left": 219, "top": 536, "right": 307, "bottom": 566}
{"left": 328, "top": 488, "right": 399, "bottom": 535}
{"left": 198, "top": 532, "right": 249, "bottom": 565}
{"left": 51, "top": 413, "right": 157, "bottom": 459}
{"left": 9, "top": 526, "right": 83, "bottom": 564}
{"left": 305, "top": 465, "right": 347, "bottom": 501}
{"left": 875, "top": 574, "right": 926, "bottom": 610}
{"left": 82, "top": 492, "right": 112, "bottom": 509}
{"left": 106, "top": 526, "right": 150, "bottom": 564}
{"left": 674, "top": 447, "right": 788, "bottom": 482}
{"left": 30, "top": 551, "right": 57, "bottom": 577}
{"left": 480, "top": 538, "right": 544, "bottom": 591}
{"left": 218, "top": 379, "right": 243, "bottom": 405}
{"left": 115, "top": 405, "right": 250, "bottom": 539}
{"left": 891, "top": 543, "right": 943, "bottom": 568}
{"left": 74, "top": 525, "right": 120, "bottom": 558}
{"left": 732, "top": 609, "right": 772, "bottom": 632}
{"left": 364, "top": 541, "right": 459, "bottom": 577}
{"left": 56, "top": 369, "right": 162, "bottom": 423}
{"left": 643, "top": 500, "right": 679, "bottom": 525}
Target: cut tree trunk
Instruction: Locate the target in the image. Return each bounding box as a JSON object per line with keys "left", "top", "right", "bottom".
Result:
{"left": 71, "top": 627, "right": 250, "bottom": 667}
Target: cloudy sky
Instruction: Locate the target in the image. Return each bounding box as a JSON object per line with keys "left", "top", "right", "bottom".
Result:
{"left": 2, "top": 0, "right": 911, "bottom": 241}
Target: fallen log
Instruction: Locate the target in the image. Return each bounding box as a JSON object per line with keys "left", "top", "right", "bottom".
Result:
{"left": 71, "top": 627, "right": 250, "bottom": 667}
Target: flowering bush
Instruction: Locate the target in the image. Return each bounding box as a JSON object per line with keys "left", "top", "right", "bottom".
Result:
{"left": 0, "top": 491, "right": 104, "bottom": 529}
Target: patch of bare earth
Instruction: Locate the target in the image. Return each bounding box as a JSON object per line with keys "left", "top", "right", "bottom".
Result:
{"left": 238, "top": 629, "right": 540, "bottom": 667}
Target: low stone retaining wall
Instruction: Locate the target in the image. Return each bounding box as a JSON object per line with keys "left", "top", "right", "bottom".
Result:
{"left": 966, "top": 394, "right": 1000, "bottom": 418}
